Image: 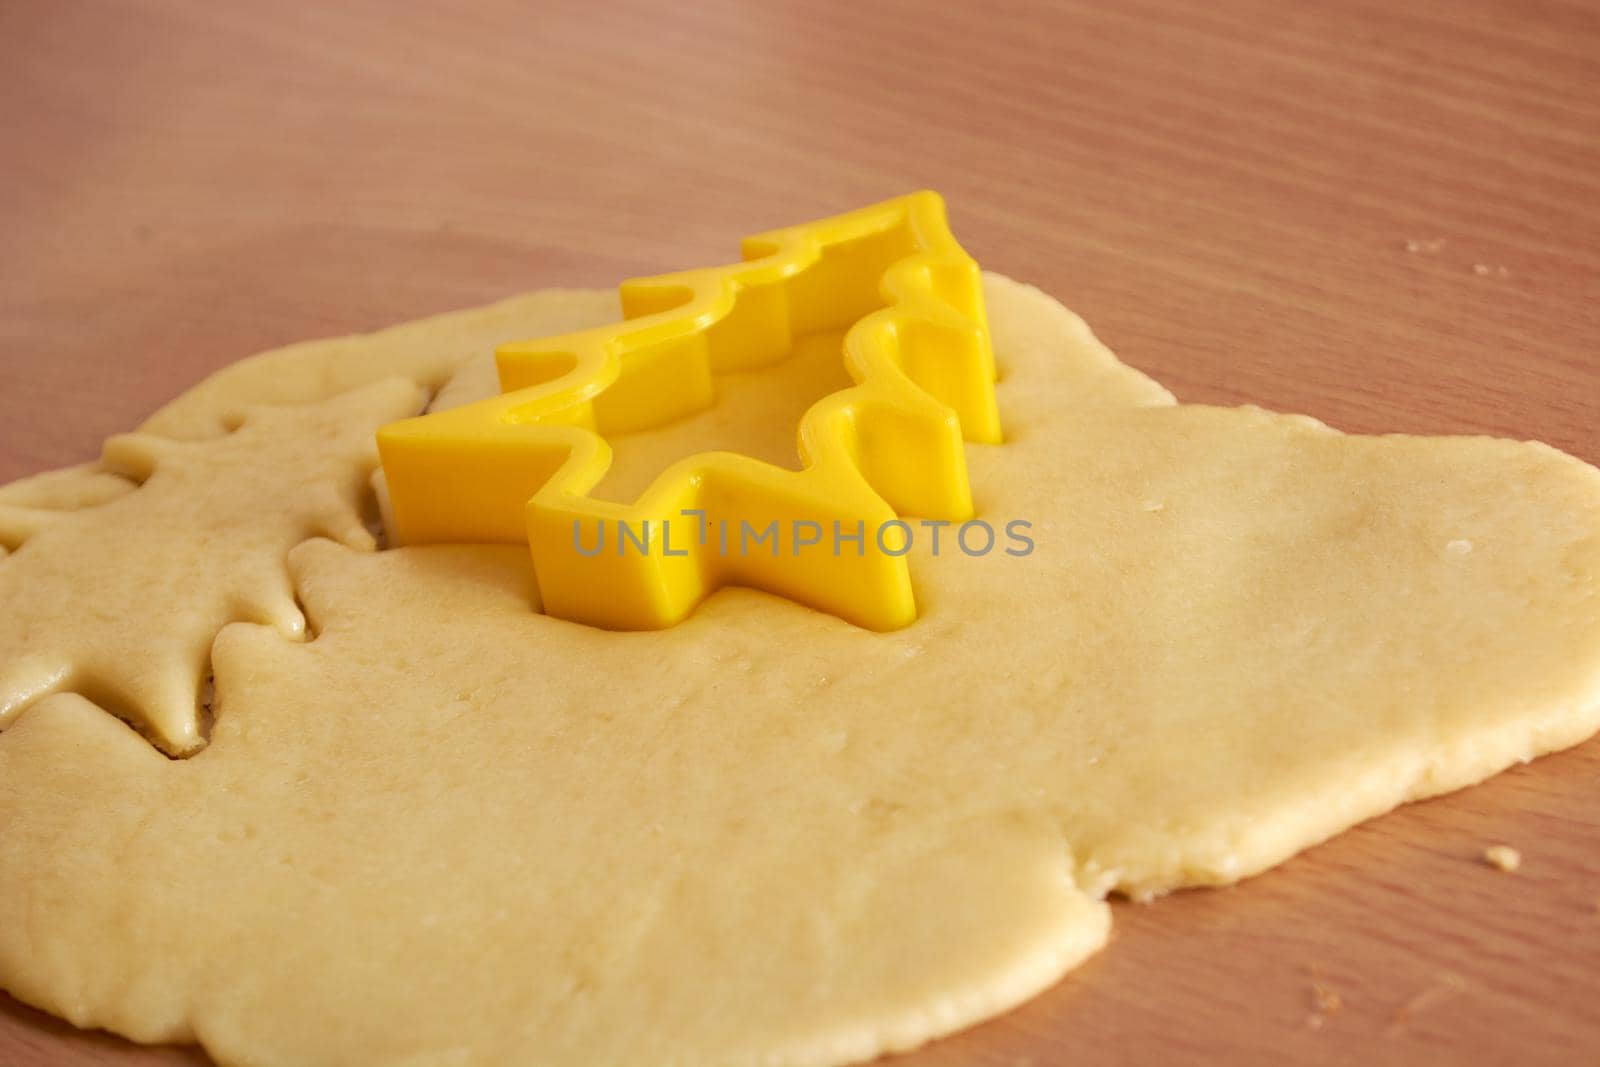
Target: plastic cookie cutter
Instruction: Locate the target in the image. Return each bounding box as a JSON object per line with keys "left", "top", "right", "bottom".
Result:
{"left": 377, "top": 191, "right": 1001, "bottom": 631}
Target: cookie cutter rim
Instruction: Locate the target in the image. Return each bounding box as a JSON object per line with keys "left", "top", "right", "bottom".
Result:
{"left": 377, "top": 191, "right": 1000, "bottom": 631}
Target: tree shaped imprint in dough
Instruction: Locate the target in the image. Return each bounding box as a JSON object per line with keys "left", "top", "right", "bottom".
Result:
{"left": 0, "top": 378, "right": 423, "bottom": 754}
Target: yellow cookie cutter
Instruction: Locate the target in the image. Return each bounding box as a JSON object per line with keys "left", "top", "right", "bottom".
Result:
{"left": 377, "top": 191, "right": 1000, "bottom": 631}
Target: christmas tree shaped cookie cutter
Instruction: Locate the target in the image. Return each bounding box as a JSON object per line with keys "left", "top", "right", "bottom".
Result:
{"left": 377, "top": 191, "right": 1001, "bottom": 631}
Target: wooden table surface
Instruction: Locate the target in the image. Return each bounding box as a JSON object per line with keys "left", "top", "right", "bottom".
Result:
{"left": 2, "top": 0, "right": 1597, "bottom": 1063}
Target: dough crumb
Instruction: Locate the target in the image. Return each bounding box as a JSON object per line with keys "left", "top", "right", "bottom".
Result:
{"left": 1306, "top": 979, "right": 1344, "bottom": 1029}
{"left": 1314, "top": 983, "right": 1344, "bottom": 1013}
{"left": 1446, "top": 539, "right": 1473, "bottom": 556}
{"left": 1141, "top": 500, "right": 1166, "bottom": 512}
{"left": 1404, "top": 238, "right": 1445, "bottom": 254}
{"left": 1483, "top": 844, "right": 1521, "bottom": 872}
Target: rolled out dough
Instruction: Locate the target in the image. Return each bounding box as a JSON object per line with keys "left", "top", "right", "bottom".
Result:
{"left": 1, "top": 274, "right": 1597, "bottom": 1067}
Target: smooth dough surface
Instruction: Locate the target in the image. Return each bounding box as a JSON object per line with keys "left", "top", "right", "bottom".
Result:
{"left": 1, "top": 274, "right": 1598, "bottom": 1067}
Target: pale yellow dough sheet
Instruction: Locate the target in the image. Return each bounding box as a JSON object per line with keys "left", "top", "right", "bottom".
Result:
{"left": 1, "top": 275, "right": 1597, "bottom": 1067}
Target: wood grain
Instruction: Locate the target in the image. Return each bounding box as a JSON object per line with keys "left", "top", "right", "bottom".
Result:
{"left": 2, "top": 0, "right": 1597, "bottom": 1063}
